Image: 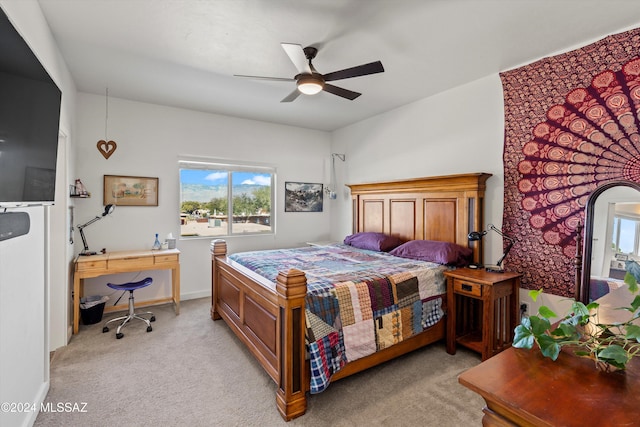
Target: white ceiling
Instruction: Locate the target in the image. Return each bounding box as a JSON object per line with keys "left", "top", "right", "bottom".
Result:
{"left": 37, "top": 0, "right": 640, "bottom": 131}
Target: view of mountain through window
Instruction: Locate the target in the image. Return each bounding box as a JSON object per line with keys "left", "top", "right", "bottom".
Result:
{"left": 179, "top": 162, "right": 274, "bottom": 237}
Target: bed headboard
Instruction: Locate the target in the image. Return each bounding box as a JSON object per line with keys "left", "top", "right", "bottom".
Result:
{"left": 347, "top": 173, "right": 492, "bottom": 265}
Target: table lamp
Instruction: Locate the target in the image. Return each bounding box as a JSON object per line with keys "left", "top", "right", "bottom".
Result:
{"left": 467, "top": 230, "right": 487, "bottom": 269}
{"left": 78, "top": 204, "right": 115, "bottom": 256}
{"left": 467, "top": 224, "right": 516, "bottom": 273}
{"left": 484, "top": 224, "right": 516, "bottom": 273}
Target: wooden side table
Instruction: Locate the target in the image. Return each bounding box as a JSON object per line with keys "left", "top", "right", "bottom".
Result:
{"left": 444, "top": 268, "right": 521, "bottom": 360}
{"left": 459, "top": 346, "right": 640, "bottom": 426}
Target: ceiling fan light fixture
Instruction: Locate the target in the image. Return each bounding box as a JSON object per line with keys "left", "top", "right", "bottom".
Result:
{"left": 297, "top": 75, "right": 324, "bottom": 95}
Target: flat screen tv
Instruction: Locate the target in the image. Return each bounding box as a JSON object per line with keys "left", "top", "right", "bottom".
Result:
{"left": 0, "top": 7, "right": 62, "bottom": 207}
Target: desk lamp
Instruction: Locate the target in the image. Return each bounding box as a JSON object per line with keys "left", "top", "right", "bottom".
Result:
{"left": 484, "top": 224, "right": 516, "bottom": 273}
{"left": 467, "top": 224, "right": 516, "bottom": 273}
{"left": 467, "top": 230, "right": 487, "bottom": 269}
{"left": 78, "top": 204, "right": 115, "bottom": 256}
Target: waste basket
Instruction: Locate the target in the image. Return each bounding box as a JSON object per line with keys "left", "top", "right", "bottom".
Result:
{"left": 80, "top": 295, "right": 108, "bottom": 325}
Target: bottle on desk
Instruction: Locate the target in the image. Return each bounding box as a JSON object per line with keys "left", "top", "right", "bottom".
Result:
{"left": 152, "top": 233, "right": 161, "bottom": 250}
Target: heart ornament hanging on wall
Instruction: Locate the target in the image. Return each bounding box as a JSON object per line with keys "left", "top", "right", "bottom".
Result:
{"left": 97, "top": 140, "right": 117, "bottom": 159}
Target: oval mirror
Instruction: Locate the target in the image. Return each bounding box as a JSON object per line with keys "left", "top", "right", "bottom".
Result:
{"left": 580, "top": 181, "right": 640, "bottom": 303}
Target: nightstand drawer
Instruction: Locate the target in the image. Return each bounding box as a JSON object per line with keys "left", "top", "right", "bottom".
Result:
{"left": 454, "top": 279, "right": 482, "bottom": 297}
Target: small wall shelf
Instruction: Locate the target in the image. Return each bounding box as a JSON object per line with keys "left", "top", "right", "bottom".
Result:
{"left": 70, "top": 180, "right": 90, "bottom": 198}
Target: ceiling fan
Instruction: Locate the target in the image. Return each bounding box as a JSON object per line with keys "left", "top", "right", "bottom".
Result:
{"left": 235, "top": 43, "right": 384, "bottom": 102}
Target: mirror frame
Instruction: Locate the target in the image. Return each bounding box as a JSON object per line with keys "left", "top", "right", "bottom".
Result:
{"left": 579, "top": 180, "right": 640, "bottom": 303}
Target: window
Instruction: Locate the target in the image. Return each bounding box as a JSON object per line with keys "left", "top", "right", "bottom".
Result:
{"left": 612, "top": 214, "right": 640, "bottom": 255}
{"left": 179, "top": 159, "right": 274, "bottom": 237}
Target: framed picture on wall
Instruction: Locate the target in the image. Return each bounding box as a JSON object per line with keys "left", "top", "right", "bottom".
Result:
{"left": 103, "top": 175, "right": 158, "bottom": 206}
{"left": 284, "top": 182, "right": 323, "bottom": 212}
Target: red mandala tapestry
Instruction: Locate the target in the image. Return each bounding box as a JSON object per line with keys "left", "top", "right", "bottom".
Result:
{"left": 500, "top": 27, "right": 640, "bottom": 297}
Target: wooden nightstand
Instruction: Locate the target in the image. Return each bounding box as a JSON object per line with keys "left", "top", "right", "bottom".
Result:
{"left": 444, "top": 268, "right": 521, "bottom": 361}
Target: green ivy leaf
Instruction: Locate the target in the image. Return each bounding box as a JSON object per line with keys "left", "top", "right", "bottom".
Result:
{"left": 529, "top": 289, "right": 544, "bottom": 302}
{"left": 553, "top": 322, "right": 578, "bottom": 340}
{"left": 598, "top": 345, "right": 629, "bottom": 366}
{"left": 529, "top": 315, "right": 551, "bottom": 336}
{"left": 624, "top": 271, "right": 638, "bottom": 294}
{"left": 571, "top": 301, "right": 590, "bottom": 317}
{"left": 537, "top": 334, "right": 561, "bottom": 360}
{"left": 538, "top": 305, "right": 557, "bottom": 319}
{"left": 626, "top": 324, "right": 640, "bottom": 342}
{"left": 561, "top": 313, "right": 581, "bottom": 327}
{"left": 513, "top": 324, "right": 534, "bottom": 349}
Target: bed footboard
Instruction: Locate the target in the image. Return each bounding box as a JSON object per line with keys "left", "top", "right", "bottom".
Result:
{"left": 211, "top": 240, "right": 307, "bottom": 420}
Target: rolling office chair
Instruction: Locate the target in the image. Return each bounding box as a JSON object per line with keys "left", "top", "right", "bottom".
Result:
{"left": 102, "top": 277, "right": 155, "bottom": 339}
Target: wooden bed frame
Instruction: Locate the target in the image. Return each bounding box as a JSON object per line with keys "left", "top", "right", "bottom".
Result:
{"left": 210, "top": 173, "right": 491, "bottom": 420}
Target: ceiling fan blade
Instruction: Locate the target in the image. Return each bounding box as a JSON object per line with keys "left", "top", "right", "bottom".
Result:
{"left": 281, "top": 43, "right": 312, "bottom": 74}
{"left": 323, "top": 61, "right": 384, "bottom": 82}
{"left": 323, "top": 83, "right": 361, "bottom": 100}
{"left": 281, "top": 89, "right": 301, "bottom": 103}
{"left": 234, "top": 74, "right": 295, "bottom": 82}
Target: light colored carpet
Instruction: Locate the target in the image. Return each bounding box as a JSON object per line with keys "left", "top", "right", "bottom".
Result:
{"left": 35, "top": 298, "right": 484, "bottom": 426}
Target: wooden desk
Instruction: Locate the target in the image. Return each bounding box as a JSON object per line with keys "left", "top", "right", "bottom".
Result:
{"left": 73, "top": 249, "right": 180, "bottom": 334}
{"left": 458, "top": 346, "right": 640, "bottom": 426}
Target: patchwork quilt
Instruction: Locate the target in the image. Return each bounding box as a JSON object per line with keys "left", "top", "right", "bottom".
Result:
{"left": 228, "top": 244, "right": 447, "bottom": 393}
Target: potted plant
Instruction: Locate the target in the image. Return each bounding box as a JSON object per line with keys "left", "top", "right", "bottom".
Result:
{"left": 513, "top": 260, "right": 640, "bottom": 371}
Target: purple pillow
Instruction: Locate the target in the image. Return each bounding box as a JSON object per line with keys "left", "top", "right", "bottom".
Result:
{"left": 343, "top": 232, "right": 403, "bottom": 252}
{"left": 389, "top": 240, "right": 473, "bottom": 266}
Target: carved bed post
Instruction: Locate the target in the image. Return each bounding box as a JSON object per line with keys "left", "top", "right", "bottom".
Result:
{"left": 275, "top": 268, "right": 308, "bottom": 421}
{"left": 210, "top": 239, "right": 227, "bottom": 320}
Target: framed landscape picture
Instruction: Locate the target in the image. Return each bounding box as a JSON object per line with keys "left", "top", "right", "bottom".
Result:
{"left": 104, "top": 175, "right": 158, "bottom": 206}
{"left": 284, "top": 182, "right": 323, "bottom": 212}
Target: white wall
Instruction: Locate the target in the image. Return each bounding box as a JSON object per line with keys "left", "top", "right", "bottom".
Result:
{"left": 0, "top": 2, "right": 77, "bottom": 426}
{"left": 330, "top": 74, "right": 506, "bottom": 263}
{"left": 75, "top": 94, "right": 332, "bottom": 302}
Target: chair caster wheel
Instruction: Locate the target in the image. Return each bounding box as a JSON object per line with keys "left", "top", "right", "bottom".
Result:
{"left": 146, "top": 326, "right": 152, "bottom": 332}
{"left": 116, "top": 333, "right": 124, "bottom": 339}
{"left": 102, "top": 327, "right": 109, "bottom": 333}
{"left": 150, "top": 316, "right": 156, "bottom": 322}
